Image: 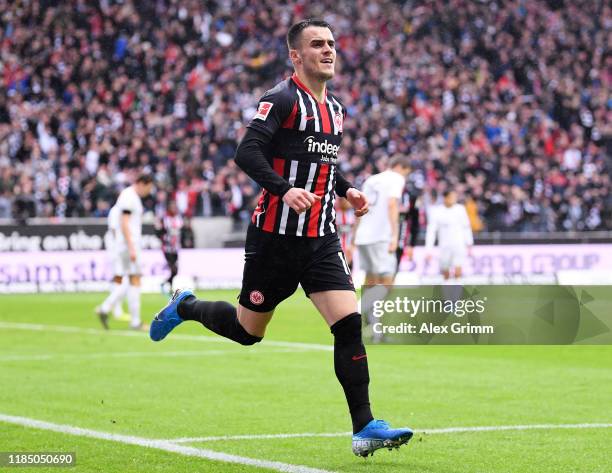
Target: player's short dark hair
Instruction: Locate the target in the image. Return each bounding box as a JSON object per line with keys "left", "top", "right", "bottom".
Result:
{"left": 389, "top": 156, "right": 411, "bottom": 170}
{"left": 287, "top": 19, "right": 333, "bottom": 50}
{"left": 136, "top": 173, "right": 153, "bottom": 184}
{"left": 443, "top": 189, "right": 456, "bottom": 198}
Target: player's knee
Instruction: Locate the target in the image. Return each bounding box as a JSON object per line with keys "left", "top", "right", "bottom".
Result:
{"left": 330, "top": 312, "right": 362, "bottom": 344}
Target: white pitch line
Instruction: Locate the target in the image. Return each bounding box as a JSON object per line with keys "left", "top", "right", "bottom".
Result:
{"left": 0, "top": 413, "right": 334, "bottom": 473}
{"left": 0, "top": 348, "right": 302, "bottom": 362}
{"left": 166, "top": 422, "right": 612, "bottom": 443}
{"left": 0, "top": 321, "right": 333, "bottom": 352}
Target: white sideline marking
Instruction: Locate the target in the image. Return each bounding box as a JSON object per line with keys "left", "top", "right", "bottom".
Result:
{"left": 0, "top": 413, "right": 334, "bottom": 473}
{"left": 166, "top": 422, "right": 612, "bottom": 443}
{"left": 0, "top": 348, "right": 301, "bottom": 362}
{"left": 0, "top": 321, "right": 333, "bottom": 352}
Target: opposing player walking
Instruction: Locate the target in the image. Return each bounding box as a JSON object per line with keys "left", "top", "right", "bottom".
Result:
{"left": 354, "top": 157, "right": 411, "bottom": 286}
{"left": 150, "top": 19, "right": 413, "bottom": 457}
{"left": 155, "top": 200, "right": 183, "bottom": 294}
{"left": 425, "top": 190, "right": 474, "bottom": 279}
{"left": 97, "top": 173, "right": 153, "bottom": 330}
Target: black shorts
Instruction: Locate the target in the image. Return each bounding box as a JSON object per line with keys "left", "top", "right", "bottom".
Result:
{"left": 164, "top": 252, "right": 178, "bottom": 267}
{"left": 239, "top": 224, "right": 354, "bottom": 312}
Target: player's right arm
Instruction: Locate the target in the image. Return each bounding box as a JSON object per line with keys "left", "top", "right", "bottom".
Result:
{"left": 387, "top": 196, "right": 400, "bottom": 253}
{"left": 235, "top": 87, "right": 319, "bottom": 214}
{"left": 117, "top": 191, "right": 137, "bottom": 261}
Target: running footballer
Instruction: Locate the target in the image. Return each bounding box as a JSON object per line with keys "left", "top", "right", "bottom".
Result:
{"left": 150, "top": 19, "right": 413, "bottom": 457}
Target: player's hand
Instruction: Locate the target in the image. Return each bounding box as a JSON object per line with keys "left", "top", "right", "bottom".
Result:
{"left": 346, "top": 188, "right": 368, "bottom": 217}
{"left": 388, "top": 240, "right": 398, "bottom": 253}
{"left": 282, "top": 188, "right": 321, "bottom": 214}
{"left": 129, "top": 247, "right": 137, "bottom": 262}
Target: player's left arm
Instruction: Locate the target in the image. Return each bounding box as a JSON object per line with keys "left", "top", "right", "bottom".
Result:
{"left": 120, "top": 211, "right": 136, "bottom": 261}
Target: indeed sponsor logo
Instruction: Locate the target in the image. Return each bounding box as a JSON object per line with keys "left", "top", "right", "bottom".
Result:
{"left": 304, "top": 136, "right": 339, "bottom": 157}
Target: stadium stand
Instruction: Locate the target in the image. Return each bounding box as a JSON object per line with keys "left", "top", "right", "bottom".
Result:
{"left": 0, "top": 0, "right": 610, "bottom": 231}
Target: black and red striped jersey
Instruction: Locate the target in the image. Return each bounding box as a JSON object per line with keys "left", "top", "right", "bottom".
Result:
{"left": 246, "top": 73, "right": 347, "bottom": 237}
{"left": 157, "top": 213, "right": 183, "bottom": 253}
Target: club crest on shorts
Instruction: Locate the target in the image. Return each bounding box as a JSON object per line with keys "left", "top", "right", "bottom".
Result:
{"left": 249, "top": 290, "right": 265, "bottom": 305}
{"left": 334, "top": 112, "right": 343, "bottom": 132}
{"left": 254, "top": 102, "right": 273, "bottom": 121}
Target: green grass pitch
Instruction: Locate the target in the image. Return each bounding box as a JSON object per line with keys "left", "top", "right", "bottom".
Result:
{"left": 1, "top": 291, "right": 611, "bottom": 472}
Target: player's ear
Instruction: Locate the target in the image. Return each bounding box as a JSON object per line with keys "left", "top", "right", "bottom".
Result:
{"left": 289, "top": 48, "right": 301, "bottom": 65}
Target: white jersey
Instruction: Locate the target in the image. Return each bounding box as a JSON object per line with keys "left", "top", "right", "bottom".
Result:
{"left": 354, "top": 170, "right": 406, "bottom": 245}
{"left": 108, "top": 205, "right": 120, "bottom": 231}
{"left": 425, "top": 203, "right": 474, "bottom": 250}
{"left": 114, "top": 186, "right": 144, "bottom": 251}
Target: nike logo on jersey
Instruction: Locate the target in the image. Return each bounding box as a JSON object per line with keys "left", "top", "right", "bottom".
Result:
{"left": 351, "top": 354, "right": 367, "bottom": 361}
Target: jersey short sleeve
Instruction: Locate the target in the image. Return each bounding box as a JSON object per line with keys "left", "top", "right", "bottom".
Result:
{"left": 246, "top": 84, "right": 295, "bottom": 139}
{"left": 107, "top": 205, "right": 120, "bottom": 230}
{"left": 116, "top": 188, "right": 137, "bottom": 215}
{"left": 389, "top": 173, "right": 405, "bottom": 199}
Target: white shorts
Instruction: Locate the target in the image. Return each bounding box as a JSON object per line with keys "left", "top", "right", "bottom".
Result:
{"left": 112, "top": 249, "right": 142, "bottom": 276}
{"left": 358, "top": 242, "right": 397, "bottom": 276}
{"left": 439, "top": 246, "right": 467, "bottom": 271}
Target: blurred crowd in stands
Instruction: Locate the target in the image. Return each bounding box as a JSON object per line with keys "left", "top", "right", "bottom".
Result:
{"left": 0, "top": 0, "right": 610, "bottom": 232}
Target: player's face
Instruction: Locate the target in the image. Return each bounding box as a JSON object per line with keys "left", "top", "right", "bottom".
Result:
{"left": 295, "top": 26, "right": 336, "bottom": 81}
{"left": 137, "top": 182, "right": 153, "bottom": 198}
{"left": 444, "top": 192, "right": 457, "bottom": 206}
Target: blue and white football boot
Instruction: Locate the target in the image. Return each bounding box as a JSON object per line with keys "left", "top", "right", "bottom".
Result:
{"left": 352, "top": 419, "right": 413, "bottom": 457}
{"left": 149, "top": 288, "right": 194, "bottom": 342}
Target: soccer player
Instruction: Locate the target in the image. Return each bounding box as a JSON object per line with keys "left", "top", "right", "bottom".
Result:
{"left": 354, "top": 157, "right": 411, "bottom": 286}
{"left": 97, "top": 173, "right": 153, "bottom": 330}
{"left": 155, "top": 200, "right": 183, "bottom": 294}
{"left": 150, "top": 19, "right": 413, "bottom": 457}
{"left": 425, "top": 190, "right": 474, "bottom": 279}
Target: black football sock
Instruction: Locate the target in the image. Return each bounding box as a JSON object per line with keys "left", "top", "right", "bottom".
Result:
{"left": 330, "top": 313, "right": 374, "bottom": 433}
{"left": 178, "top": 297, "right": 262, "bottom": 346}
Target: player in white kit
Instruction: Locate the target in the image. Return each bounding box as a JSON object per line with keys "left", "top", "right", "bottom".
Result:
{"left": 354, "top": 157, "right": 411, "bottom": 341}
{"left": 354, "top": 157, "right": 411, "bottom": 285}
{"left": 425, "top": 190, "right": 474, "bottom": 279}
{"left": 96, "top": 174, "right": 154, "bottom": 330}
